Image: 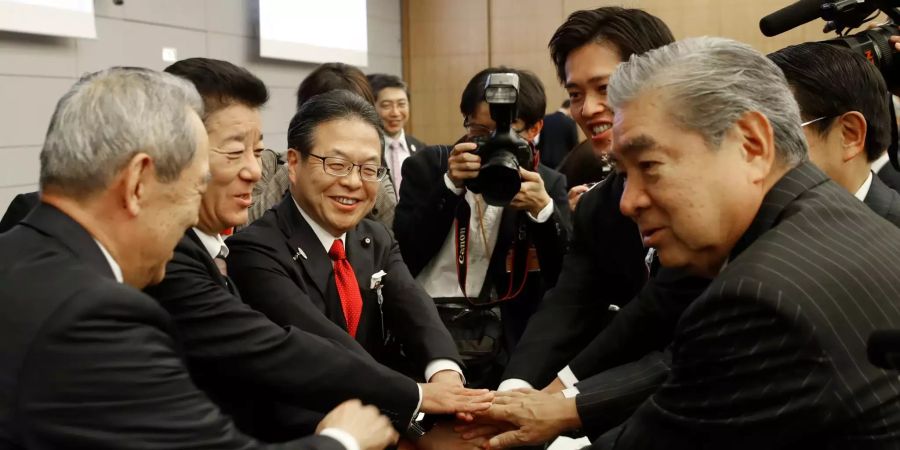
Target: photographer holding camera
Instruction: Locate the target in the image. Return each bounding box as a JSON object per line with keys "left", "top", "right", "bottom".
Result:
{"left": 394, "top": 67, "right": 570, "bottom": 389}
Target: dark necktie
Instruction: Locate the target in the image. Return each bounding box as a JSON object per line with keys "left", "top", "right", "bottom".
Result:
{"left": 328, "top": 239, "right": 362, "bottom": 337}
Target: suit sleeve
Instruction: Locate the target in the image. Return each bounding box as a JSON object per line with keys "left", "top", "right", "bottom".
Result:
{"left": 528, "top": 168, "right": 570, "bottom": 288}
{"left": 567, "top": 268, "right": 709, "bottom": 379}
{"left": 377, "top": 222, "right": 462, "bottom": 368}
{"left": 607, "top": 277, "right": 839, "bottom": 450}
{"left": 394, "top": 146, "right": 465, "bottom": 276}
{"left": 18, "top": 284, "right": 343, "bottom": 450}
{"left": 501, "top": 180, "right": 647, "bottom": 388}
{"left": 145, "top": 245, "right": 419, "bottom": 427}
{"left": 226, "top": 234, "right": 375, "bottom": 361}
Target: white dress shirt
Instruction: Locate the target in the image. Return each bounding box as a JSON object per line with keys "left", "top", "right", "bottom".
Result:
{"left": 854, "top": 171, "right": 874, "bottom": 202}
{"left": 872, "top": 152, "right": 891, "bottom": 175}
{"left": 94, "top": 239, "right": 123, "bottom": 283}
{"left": 417, "top": 174, "right": 553, "bottom": 300}
{"left": 193, "top": 228, "right": 229, "bottom": 259}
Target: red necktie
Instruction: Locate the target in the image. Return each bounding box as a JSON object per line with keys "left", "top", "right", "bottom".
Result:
{"left": 328, "top": 239, "right": 362, "bottom": 337}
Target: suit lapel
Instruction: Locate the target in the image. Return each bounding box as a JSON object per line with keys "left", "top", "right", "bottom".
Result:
{"left": 22, "top": 203, "right": 116, "bottom": 281}
{"left": 184, "top": 230, "right": 237, "bottom": 295}
{"left": 275, "top": 196, "right": 334, "bottom": 299}
{"left": 730, "top": 162, "right": 829, "bottom": 261}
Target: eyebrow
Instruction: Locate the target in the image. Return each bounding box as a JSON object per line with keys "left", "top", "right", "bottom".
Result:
{"left": 564, "top": 75, "right": 610, "bottom": 90}
{"left": 330, "top": 148, "right": 379, "bottom": 163}
{"left": 617, "top": 134, "right": 658, "bottom": 156}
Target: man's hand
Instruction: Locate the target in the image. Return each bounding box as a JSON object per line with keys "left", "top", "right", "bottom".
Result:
{"left": 473, "top": 388, "right": 581, "bottom": 449}
{"left": 541, "top": 377, "right": 566, "bottom": 394}
{"left": 430, "top": 369, "right": 465, "bottom": 387}
{"left": 509, "top": 168, "right": 552, "bottom": 217}
{"left": 447, "top": 142, "right": 481, "bottom": 188}
{"left": 317, "top": 399, "right": 399, "bottom": 450}
{"left": 419, "top": 382, "right": 493, "bottom": 416}
{"left": 567, "top": 184, "right": 590, "bottom": 212}
{"left": 413, "top": 421, "right": 488, "bottom": 450}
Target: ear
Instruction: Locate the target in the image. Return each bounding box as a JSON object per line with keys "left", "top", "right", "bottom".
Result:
{"left": 121, "top": 153, "right": 154, "bottom": 217}
{"left": 525, "top": 118, "right": 544, "bottom": 141}
{"left": 836, "top": 111, "right": 867, "bottom": 163}
{"left": 287, "top": 148, "right": 300, "bottom": 185}
{"left": 734, "top": 110, "right": 776, "bottom": 184}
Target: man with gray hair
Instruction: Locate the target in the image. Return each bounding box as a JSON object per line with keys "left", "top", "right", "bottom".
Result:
{"left": 0, "top": 67, "right": 398, "bottom": 449}
{"left": 593, "top": 36, "right": 900, "bottom": 448}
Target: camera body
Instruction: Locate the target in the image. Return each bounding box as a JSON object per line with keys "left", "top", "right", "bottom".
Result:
{"left": 464, "top": 73, "right": 534, "bottom": 206}
{"left": 827, "top": 23, "right": 900, "bottom": 90}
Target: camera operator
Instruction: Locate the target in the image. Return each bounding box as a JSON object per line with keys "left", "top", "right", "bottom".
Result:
{"left": 394, "top": 67, "right": 570, "bottom": 389}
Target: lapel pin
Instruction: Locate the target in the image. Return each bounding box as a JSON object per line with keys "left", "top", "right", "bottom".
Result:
{"left": 361, "top": 237, "right": 372, "bottom": 247}
{"left": 292, "top": 247, "right": 307, "bottom": 261}
{"left": 410, "top": 144, "right": 417, "bottom": 153}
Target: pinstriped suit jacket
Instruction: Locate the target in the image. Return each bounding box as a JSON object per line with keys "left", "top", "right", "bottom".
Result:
{"left": 603, "top": 162, "right": 900, "bottom": 449}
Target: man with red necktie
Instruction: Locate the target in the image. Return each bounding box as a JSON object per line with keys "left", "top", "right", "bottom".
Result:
{"left": 227, "top": 90, "right": 473, "bottom": 442}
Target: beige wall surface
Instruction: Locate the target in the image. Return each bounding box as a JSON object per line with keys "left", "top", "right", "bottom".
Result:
{"left": 404, "top": 0, "right": 871, "bottom": 146}
{"left": 0, "top": 0, "right": 403, "bottom": 216}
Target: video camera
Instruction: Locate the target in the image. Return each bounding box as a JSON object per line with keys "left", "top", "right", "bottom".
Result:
{"left": 760, "top": 0, "right": 900, "bottom": 89}
{"left": 465, "top": 73, "right": 535, "bottom": 207}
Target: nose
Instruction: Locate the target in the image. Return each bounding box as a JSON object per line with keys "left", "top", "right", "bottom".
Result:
{"left": 240, "top": 149, "right": 263, "bottom": 183}
{"left": 338, "top": 165, "right": 364, "bottom": 189}
{"left": 619, "top": 175, "right": 650, "bottom": 220}
{"left": 580, "top": 92, "right": 610, "bottom": 120}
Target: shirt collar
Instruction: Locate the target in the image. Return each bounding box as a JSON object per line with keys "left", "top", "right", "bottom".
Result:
{"left": 193, "top": 227, "right": 229, "bottom": 259}
{"left": 872, "top": 151, "right": 891, "bottom": 174}
{"left": 93, "top": 239, "right": 124, "bottom": 283}
{"left": 292, "top": 195, "right": 346, "bottom": 252}
{"left": 385, "top": 129, "right": 406, "bottom": 148}
{"left": 854, "top": 171, "right": 874, "bottom": 202}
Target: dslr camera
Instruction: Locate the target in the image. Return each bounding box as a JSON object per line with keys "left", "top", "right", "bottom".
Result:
{"left": 464, "top": 73, "right": 534, "bottom": 206}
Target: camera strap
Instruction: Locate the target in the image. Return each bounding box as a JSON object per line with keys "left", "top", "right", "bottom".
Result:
{"left": 454, "top": 198, "right": 530, "bottom": 305}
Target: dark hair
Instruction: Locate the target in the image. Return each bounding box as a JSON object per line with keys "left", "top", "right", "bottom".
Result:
{"left": 164, "top": 57, "right": 268, "bottom": 119}
{"left": 297, "top": 63, "right": 375, "bottom": 110}
{"left": 549, "top": 7, "right": 675, "bottom": 83}
{"left": 769, "top": 42, "right": 891, "bottom": 162}
{"left": 287, "top": 90, "right": 384, "bottom": 158}
{"left": 366, "top": 73, "right": 409, "bottom": 101}
{"left": 459, "top": 66, "right": 547, "bottom": 129}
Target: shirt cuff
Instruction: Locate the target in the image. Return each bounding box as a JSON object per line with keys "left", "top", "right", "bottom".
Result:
{"left": 443, "top": 173, "right": 465, "bottom": 195}
{"left": 526, "top": 200, "right": 554, "bottom": 223}
{"left": 497, "top": 378, "right": 534, "bottom": 392}
{"left": 425, "top": 359, "right": 466, "bottom": 384}
{"left": 319, "top": 428, "right": 360, "bottom": 450}
{"left": 412, "top": 383, "right": 423, "bottom": 425}
{"left": 558, "top": 365, "right": 580, "bottom": 389}
{"left": 562, "top": 386, "right": 580, "bottom": 398}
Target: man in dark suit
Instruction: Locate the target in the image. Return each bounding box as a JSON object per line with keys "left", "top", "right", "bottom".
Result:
{"left": 0, "top": 67, "right": 397, "bottom": 450}
{"left": 367, "top": 73, "right": 426, "bottom": 200}
{"left": 394, "top": 67, "right": 570, "bottom": 391}
{"left": 490, "top": 37, "right": 900, "bottom": 449}
{"left": 0, "top": 191, "right": 38, "bottom": 233}
{"left": 227, "top": 91, "right": 469, "bottom": 405}
{"left": 144, "top": 58, "right": 490, "bottom": 443}
{"left": 538, "top": 99, "right": 579, "bottom": 169}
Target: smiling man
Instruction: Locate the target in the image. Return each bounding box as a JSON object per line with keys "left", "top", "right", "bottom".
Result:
{"left": 226, "top": 90, "right": 485, "bottom": 441}
{"left": 367, "top": 73, "right": 425, "bottom": 199}
{"left": 598, "top": 36, "right": 900, "bottom": 449}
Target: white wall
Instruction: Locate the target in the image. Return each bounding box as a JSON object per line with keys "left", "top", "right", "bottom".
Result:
{"left": 0, "top": 0, "right": 402, "bottom": 216}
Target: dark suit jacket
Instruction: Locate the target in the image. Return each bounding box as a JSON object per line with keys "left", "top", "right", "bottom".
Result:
{"left": 557, "top": 140, "right": 611, "bottom": 188}
{"left": 143, "top": 230, "right": 420, "bottom": 440}
{"left": 877, "top": 161, "right": 900, "bottom": 193}
{"left": 0, "top": 191, "right": 39, "bottom": 233}
{"left": 573, "top": 170, "right": 900, "bottom": 440}
{"left": 227, "top": 196, "right": 461, "bottom": 377}
{"left": 538, "top": 111, "right": 579, "bottom": 170}
{"left": 393, "top": 145, "right": 571, "bottom": 351}
{"left": 601, "top": 162, "right": 900, "bottom": 449}
{"left": 0, "top": 203, "right": 341, "bottom": 449}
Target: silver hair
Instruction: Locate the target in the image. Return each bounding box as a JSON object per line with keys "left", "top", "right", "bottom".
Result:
{"left": 40, "top": 67, "right": 204, "bottom": 195}
{"left": 608, "top": 36, "right": 807, "bottom": 166}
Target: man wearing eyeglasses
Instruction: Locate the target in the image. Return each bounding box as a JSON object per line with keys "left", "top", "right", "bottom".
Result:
{"left": 226, "top": 89, "right": 485, "bottom": 442}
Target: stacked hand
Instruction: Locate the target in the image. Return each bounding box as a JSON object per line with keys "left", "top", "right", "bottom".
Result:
{"left": 317, "top": 399, "right": 399, "bottom": 450}
{"left": 420, "top": 370, "right": 494, "bottom": 420}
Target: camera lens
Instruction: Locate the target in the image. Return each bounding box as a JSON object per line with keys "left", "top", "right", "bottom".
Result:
{"left": 478, "top": 150, "right": 522, "bottom": 206}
